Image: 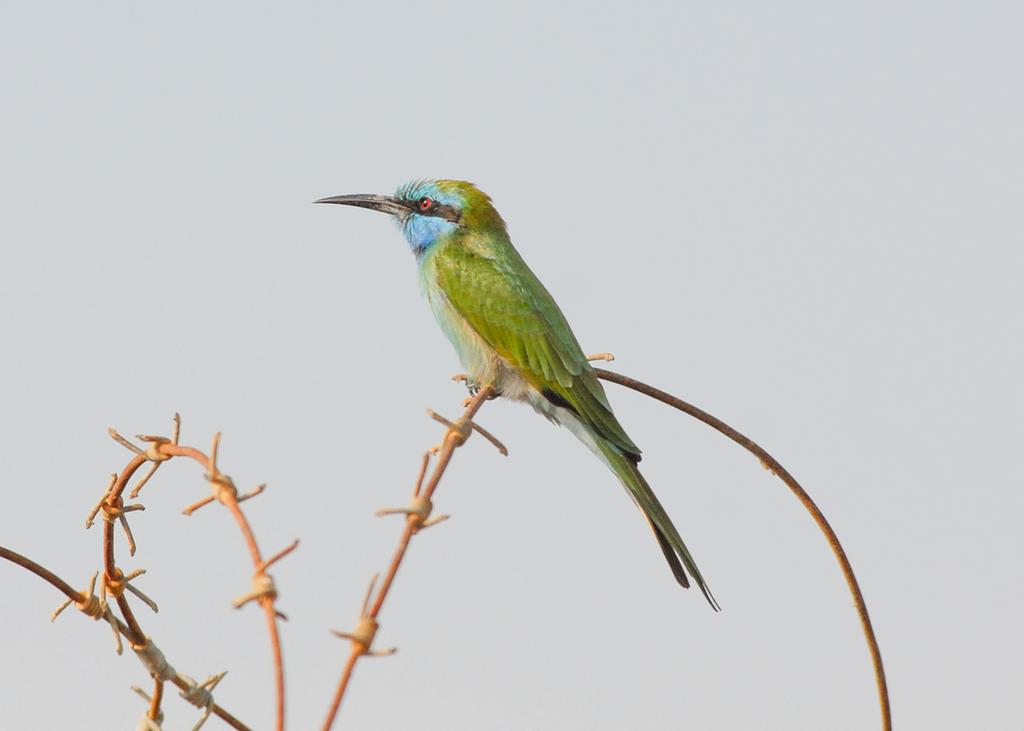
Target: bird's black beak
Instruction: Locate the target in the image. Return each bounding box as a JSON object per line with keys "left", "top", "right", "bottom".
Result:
{"left": 313, "top": 194, "right": 411, "bottom": 217}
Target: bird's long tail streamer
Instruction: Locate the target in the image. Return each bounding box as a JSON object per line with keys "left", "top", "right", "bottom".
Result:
{"left": 599, "top": 439, "right": 720, "bottom": 610}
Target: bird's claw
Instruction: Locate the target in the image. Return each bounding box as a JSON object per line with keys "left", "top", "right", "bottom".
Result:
{"left": 451, "top": 373, "right": 483, "bottom": 396}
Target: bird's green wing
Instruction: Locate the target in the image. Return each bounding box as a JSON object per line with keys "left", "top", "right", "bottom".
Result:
{"left": 433, "top": 237, "right": 640, "bottom": 458}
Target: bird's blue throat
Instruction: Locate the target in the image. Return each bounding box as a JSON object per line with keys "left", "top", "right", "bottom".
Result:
{"left": 399, "top": 213, "right": 458, "bottom": 255}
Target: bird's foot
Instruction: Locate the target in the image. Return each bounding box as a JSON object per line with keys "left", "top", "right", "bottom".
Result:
{"left": 452, "top": 372, "right": 494, "bottom": 398}
{"left": 451, "top": 373, "right": 477, "bottom": 394}
{"left": 461, "top": 388, "right": 502, "bottom": 407}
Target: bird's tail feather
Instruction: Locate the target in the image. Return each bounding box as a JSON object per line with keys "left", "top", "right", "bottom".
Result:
{"left": 599, "top": 440, "right": 720, "bottom": 611}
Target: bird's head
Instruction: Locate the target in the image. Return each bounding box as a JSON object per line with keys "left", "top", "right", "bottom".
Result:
{"left": 316, "top": 179, "right": 506, "bottom": 255}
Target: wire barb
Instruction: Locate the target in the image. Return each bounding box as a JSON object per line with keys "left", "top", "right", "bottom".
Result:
{"left": 137, "top": 437, "right": 173, "bottom": 462}
{"left": 126, "top": 581, "right": 160, "bottom": 614}
{"left": 467, "top": 419, "right": 509, "bottom": 456}
{"left": 375, "top": 494, "right": 449, "bottom": 530}
{"left": 257, "top": 539, "right": 299, "bottom": 574}
{"left": 183, "top": 474, "right": 244, "bottom": 515}
{"left": 85, "top": 474, "right": 119, "bottom": 530}
{"left": 109, "top": 427, "right": 145, "bottom": 455}
{"left": 129, "top": 462, "right": 162, "bottom": 499}
{"left": 132, "top": 683, "right": 165, "bottom": 731}
{"left": 102, "top": 498, "right": 146, "bottom": 556}
{"left": 177, "top": 671, "right": 228, "bottom": 731}
{"left": 238, "top": 483, "right": 267, "bottom": 504}
{"left": 103, "top": 568, "right": 157, "bottom": 612}
{"left": 412, "top": 452, "right": 431, "bottom": 497}
{"left": 126, "top": 414, "right": 182, "bottom": 497}
{"left": 86, "top": 473, "right": 147, "bottom": 555}
{"left": 233, "top": 574, "right": 277, "bottom": 610}
{"left": 232, "top": 541, "right": 295, "bottom": 619}
{"left": 426, "top": 410, "right": 472, "bottom": 449}
{"left": 72, "top": 573, "right": 126, "bottom": 655}
{"left": 51, "top": 571, "right": 103, "bottom": 622}
{"left": 331, "top": 575, "right": 397, "bottom": 657}
{"left": 427, "top": 408, "right": 508, "bottom": 455}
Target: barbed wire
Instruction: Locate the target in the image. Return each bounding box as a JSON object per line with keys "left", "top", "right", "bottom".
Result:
{"left": 0, "top": 413, "right": 299, "bottom": 730}
{"left": 0, "top": 544, "right": 249, "bottom": 730}
{"left": 321, "top": 384, "right": 505, "bottom": 730}
{"left": 1, "top": 364, "right": 890, "bottom": 729}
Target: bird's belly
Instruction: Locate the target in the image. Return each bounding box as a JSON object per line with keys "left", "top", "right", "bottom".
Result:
{"left": 424, "top": 285, "right": 533, "bottom": 401}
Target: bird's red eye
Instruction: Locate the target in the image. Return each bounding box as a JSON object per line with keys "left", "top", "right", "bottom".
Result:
{"left": 419, "top": 196, "right": 434, "bottom": 211}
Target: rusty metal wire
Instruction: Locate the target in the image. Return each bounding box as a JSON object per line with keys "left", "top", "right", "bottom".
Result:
{"left": 1, "top": 369, "right": 890, "bottom": 730}
{"left": 109, "top": 419, "right": 294, "bottom": 731}
{"left": 321, "top": 385, "right": 504, "bottom": 730}
{"left": 0, "top": 545, "right": 249, "bottom": 730}
{"left": 0, "top": 413, "right": 298, "bottom": 731}
{"left": 593, "top": 367, "right": 891, "bottom": 731}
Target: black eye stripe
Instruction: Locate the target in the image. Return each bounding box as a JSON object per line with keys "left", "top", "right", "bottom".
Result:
{"left": 410, "top": 196, "right": 460, "bottom": 223}
{"left": 434, "top": 204, "right": 461, "bottom": 223}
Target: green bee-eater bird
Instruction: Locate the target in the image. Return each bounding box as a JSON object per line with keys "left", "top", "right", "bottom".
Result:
{"left": 317, "top": 180, "right": 718, "bottom": 609}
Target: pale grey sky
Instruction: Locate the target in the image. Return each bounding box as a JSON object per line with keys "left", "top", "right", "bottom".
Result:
{"left": 1, "top": 2, "right": 1021, "bottom": 729}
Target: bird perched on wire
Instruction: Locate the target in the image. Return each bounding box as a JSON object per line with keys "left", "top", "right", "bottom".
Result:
{"left": 317, "top": 180, "right": 717, "bottom": 609}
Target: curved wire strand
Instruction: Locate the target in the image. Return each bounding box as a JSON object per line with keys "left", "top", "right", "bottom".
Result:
{"left": 594, "top": 367, "right": 891, "bottom": 731}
